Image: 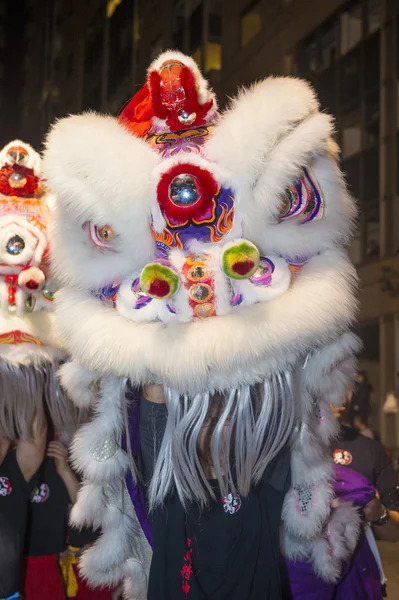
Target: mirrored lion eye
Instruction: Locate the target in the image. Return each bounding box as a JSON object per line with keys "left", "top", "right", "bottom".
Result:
{"left": 278, "top": 169, "right": 324, "bottom": 224}
{"left": 278, "top": 186, "right": 297, "bottom": 219}
{"left": 97, "top": 225, "right": 114, "bottom": 241}
{"left": 88, "top": 222, "right": 116, "bottom": 249}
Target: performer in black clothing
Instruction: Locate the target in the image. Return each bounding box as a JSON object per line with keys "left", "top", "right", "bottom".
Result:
{"left": 140, "top": 385, "right": 291, "bottom": 600}
{"left": 23, "top": 441, "right": 78, "bottom": 600}
{"left": 331, "top": 420, "right": 399, "bottom": 542}
{"left": 0, "top": 415, "right": 47, "bottom": 600}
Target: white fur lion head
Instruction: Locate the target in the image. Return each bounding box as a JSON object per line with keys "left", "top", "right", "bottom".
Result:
{"left": 43, "top": 52, "right": 357, "bottom": 393}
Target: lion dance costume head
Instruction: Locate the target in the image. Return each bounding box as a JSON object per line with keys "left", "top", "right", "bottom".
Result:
{"left": 44, "top": 52, "right": 361, "bottom": 598}
{"left": 0, "top": 139, "right": 77, "bottom": 440}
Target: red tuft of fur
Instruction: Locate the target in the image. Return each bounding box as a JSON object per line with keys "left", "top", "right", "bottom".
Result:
{"left": 149, "top": 66, "right": 214, "bottom": 133}
{"left": 118, "top": 84, "right": 155, "bottom": 138}
{"left": 0, "top": 165, "right": 39, "bottom": 197}
{"left": 157, "top": 163, "right": 218, "bottom": 224}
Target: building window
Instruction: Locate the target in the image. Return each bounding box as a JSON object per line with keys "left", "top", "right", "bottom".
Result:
{"left": 241, "top": 1, "right": 262, "bottom": 48}
{"left": 355, "top": 321, "right": 380, "bottom": 361}
{"left": 339, "top": 48, "right": 361, "bottom": 109}
{"left": 320, "top": 19, "right": 338, "bottom": 71}
{"left": 342, "top": 124, "right": 362, "bottom": 159}
{"left": 365, "top": 32, "right": 380, "bottom": 92}
{"left": 340, "top": 2, "right": 362, "bottom": 56}
{"left": 205, "top": 41, "right": 221, "bottom": 72}
{"left": 343, "top": 154, "right": 361, "bottom": 200}
{"left": 367, "top": 0, "right": 381, "bottom": 35}
{"left": 348, "top": 233, "right": 362, "bottom": 264}
{"left": 150, "top": 36, "right": 164, "bottom": 60}
{"left": 365, "top": 89, "right": 380, "bottom": 147}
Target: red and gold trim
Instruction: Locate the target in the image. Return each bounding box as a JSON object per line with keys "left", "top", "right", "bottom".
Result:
{"left": 0, "top": 330, "right": 43, "bottom": 345}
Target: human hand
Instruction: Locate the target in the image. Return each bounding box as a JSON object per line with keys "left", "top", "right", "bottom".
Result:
{"left": 363, "top": 494, "right": 384, "bottom": 522}
{"left": 47, "top": 441, "right": 70, "bottom": 476}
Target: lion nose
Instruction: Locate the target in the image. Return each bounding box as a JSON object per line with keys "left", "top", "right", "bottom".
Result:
{"left": 7, "top": 146, "right": 28, "bottom": 165}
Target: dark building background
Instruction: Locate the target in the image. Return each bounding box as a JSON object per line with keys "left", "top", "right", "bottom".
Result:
{"left": 1, "top": 0, "right": 399, "bottom": 443}
{"left": 0, "top": 0, "right": 27, "bottom": 147}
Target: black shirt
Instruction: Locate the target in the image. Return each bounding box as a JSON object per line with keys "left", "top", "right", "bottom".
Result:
{"left": 0, "top": 451, "right": 33, "bottom": 597}
{"left": 139, "top": 394, "right": 291, "bottom": 600}
{"left": 331, "top": 425, "right": 398, "bottom": 506}
{"left": 149, "top": 455, "right": 290, "bottom": 600}
{"left": 25, "top": 458, "right": 70, "bottom": 556}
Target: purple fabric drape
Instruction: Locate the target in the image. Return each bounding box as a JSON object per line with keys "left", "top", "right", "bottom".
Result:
{"left": 285, "top": 464, "right": 382, "bottom": 600}
{"left": 121, "top": 386, "right": 154, "bottom": 548}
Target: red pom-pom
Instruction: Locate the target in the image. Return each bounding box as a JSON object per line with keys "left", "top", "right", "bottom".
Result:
{"left": 148, "top": 279, "right": 170, "bottom": 298}
{"left": 232, "top": 260, "right": 255, "bottom": 276}
{"left": 0, "top": 165, "right": 39, "bottom": 196}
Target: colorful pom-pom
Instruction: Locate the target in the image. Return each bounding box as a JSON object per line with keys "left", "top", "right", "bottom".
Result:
{"left": 140, "top": 262, "right": 180, "bottom": 299}
{"left": 221, "top": 240, "right": 260, "bottom": 280}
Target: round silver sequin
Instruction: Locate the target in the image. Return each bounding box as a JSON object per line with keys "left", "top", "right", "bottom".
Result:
{"left": 190, "top": 283, "right": 211, "bottom": 302}
{"left": 8, "top": 172, "right": 27, "bottom": 189}
{"left": 89, "top": 437, "right": 118, "bottom": 462}
{"left": 169, "top": 174, "right": 199, "bottom": 207}
{"left": 6, "top": 234, "right": 25, "bottom": 255}
{"left": 191, "top": 265, "right": 206, "bottom": 280}
{"left": 178, "top": 111, "right": 196, "bottom": 125}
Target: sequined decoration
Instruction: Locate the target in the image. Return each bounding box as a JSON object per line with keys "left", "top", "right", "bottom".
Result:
{"left": 6, "top": 234, "right": 25, "bottom": 255}
{"left": 8, "top": 172, "right": 27, "bottom": 189}
{"left": 249, "top": 257, "right": 275, "bottom": 286}
{"left": 182, "top": 254, "right": 215, "bottom": 319}
{"left": 42, "top": 287, "right": 54, "bottom": 301}
{"left": 189, "top": 283, "right": 212, "bottom": 303}
{"left": 131, "top": 278, "right": 153, "bottom": 309}
{"left": 25, "top": 294, "right": 36, "bottom": 313}
{"left": 279, "top": 168, "right": 324, "bottom": 224}
{"left": 89, "top": 437, "right": 118, "bottom": 462}
{"left": 292, "top": 483, "right": 313, "bottom": 515}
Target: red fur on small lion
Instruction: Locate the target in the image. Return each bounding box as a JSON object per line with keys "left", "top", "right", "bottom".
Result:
{"left": 0, "top": 165, "right": 39, "bottom": 196}
{"left": 149, "top": 67, "right": 213, "bottom": 132}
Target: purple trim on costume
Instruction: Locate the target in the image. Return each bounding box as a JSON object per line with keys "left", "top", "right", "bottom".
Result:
{"left": 93, "top": 281, "right": 121, "bottom": 308}
{"left": 280, "top": 169, "right": 324, "bottom": 224}
{"left": 249, "top": 257, "right": 275, "bottom": 286}
{"left": 230, "top": 291, "right": 243, "bottom": 307}
{"left": 303, "top": 168, "right": 323, "bottom": 223}
{"left": 132, "top": 278, "right": 153, "bottom": 309}
{"left": 167, "top": 301, "right": 177, "bottom": 314}
{"left": 285, "top": 465, "right": 380, "bottom": 600}
{"left": 122, "top": 387, "right": 154, "bottom": 548}
{"left": 154, "top": 187, "right": 235, "bottom": 253}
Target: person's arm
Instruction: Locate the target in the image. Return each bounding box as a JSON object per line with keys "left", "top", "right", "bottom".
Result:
{"left": 365, "top": 440, "right": 399, "bottom": 542}
{"left": 363, "top": 495, "right": 399, "bottom": 542}
{"left": 16, "top": 412, "right": 47, "bottom": 482}
{"left": 47, "top": 441, "right": 79, "bottom": 504}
